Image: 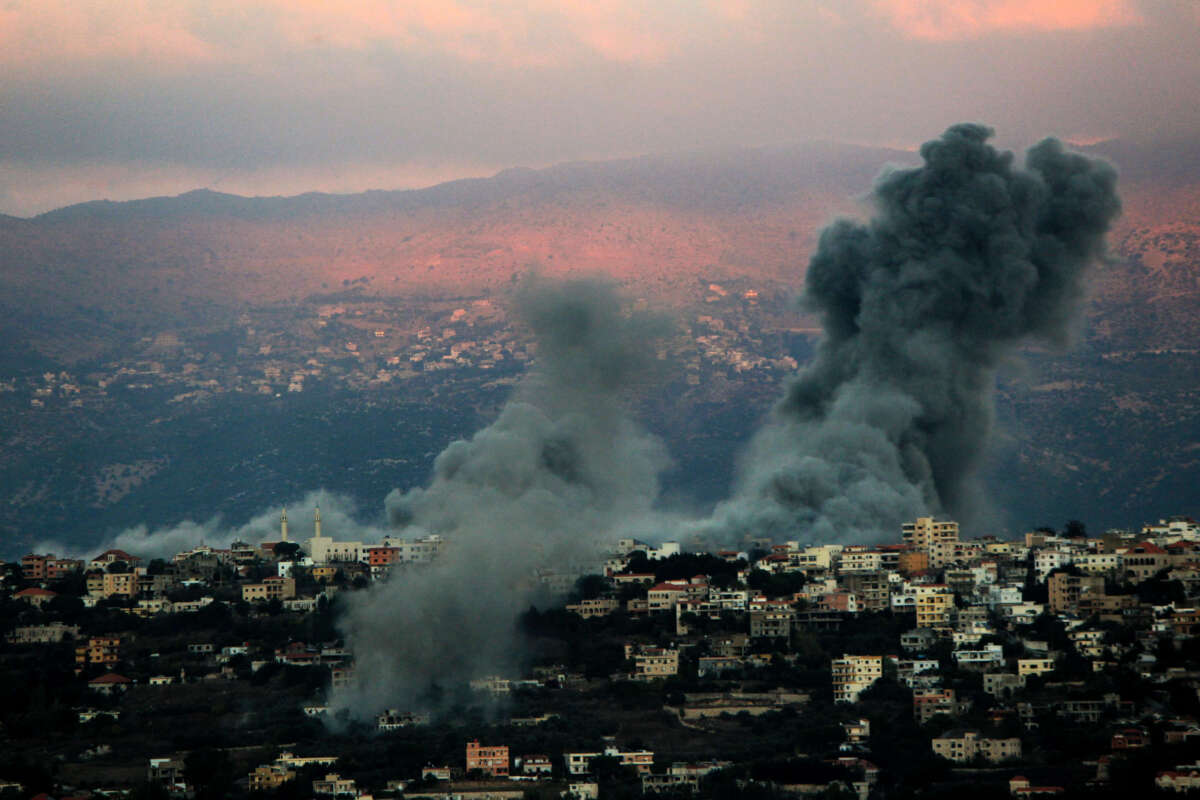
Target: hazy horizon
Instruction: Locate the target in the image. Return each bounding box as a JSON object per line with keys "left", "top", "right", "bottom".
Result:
{"left": 3, "top": 0, "right": 1198, "bottom": 216}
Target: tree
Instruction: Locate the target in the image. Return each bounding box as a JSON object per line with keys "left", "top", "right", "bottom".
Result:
{"left": 273, "top": 541, "right": 301, "bottom": 560}
{"left": 184, "top": 748, "right": 236, "bottom": 800}
{"left": 1064, "top": 520, "right": 1087, "bottom": 539}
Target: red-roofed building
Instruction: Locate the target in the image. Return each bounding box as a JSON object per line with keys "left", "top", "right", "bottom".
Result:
{"left": 647, "top": 581, "right": 690, "bottom": 611}
{"left": 15, "top": 587, "right": 57, "bottom": 607}
{"left": 1124, "top": 541, "right": 1170, "bottom": 582}
{"left": 1111, "top": 728, "right": 1147, "bottom": 750}
{"left": 90, "top": 549, "right": 141, "bottom": 570}
{"left": 88, "top": 672, "right": 132, "bottom": 695}
{"left": 1009, "top": 776, "right": 1065, "bottom": 796}
{"left": 1156, "top": 770, "right": 1200, "bottom": 792}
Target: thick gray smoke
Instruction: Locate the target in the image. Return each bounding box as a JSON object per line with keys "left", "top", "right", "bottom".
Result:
{"left": 330, "top": 279, "right": 671, "bottom": 719}
{"left": 703, "top": 124, "right": 1120, "bottom": 545}
{"left": 34, "top": 490, "right": 381, "bottom": 562}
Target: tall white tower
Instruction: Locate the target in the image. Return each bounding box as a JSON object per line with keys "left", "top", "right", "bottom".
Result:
{"left": 314, "top": 505, "right": 322, "bottom": 539}
{"left": 280, "top": 508, "right": 289, "bottom": 542}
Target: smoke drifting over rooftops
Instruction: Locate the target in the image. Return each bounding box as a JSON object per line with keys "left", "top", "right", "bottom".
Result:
{"left": 58, "top": 125, "right": 1120, "bottom": 721}
{"left": 702, "top": 123, "right": 1121, "bottom": 545}
{"left": 330, "top": 279, "right": 673, "bottom": 719}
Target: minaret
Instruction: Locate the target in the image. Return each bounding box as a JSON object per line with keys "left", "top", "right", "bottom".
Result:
{"left": 280, "top": 508, "right": 289, "bottom": 542}
{"left": 314, "top": 505, "right": 322, "bottom": 539}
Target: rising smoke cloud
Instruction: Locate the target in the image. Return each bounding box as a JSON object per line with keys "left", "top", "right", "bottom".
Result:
{"left": 33, "top": 490, "right": 385, "bottom": 562}
{"left": 51, "top": 125, "right": 1119, "bottom": 722}
{"left": 703, "top": 123, "right": 1121, "bottom": 545}
{"left": 330, "top": 279, "right": 672, "bottom": 719}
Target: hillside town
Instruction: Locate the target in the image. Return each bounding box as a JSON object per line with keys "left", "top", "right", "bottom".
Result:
{"left": 3, "top": 513, "right": 1200, "bottom": 800}
{"left": 7, "top": 285, "right": 790, "bottom": 415}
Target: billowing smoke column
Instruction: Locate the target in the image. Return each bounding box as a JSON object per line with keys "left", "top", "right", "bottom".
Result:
{"left": 706, "top": 124, "right": 1120, "bottom": 545}
{"left": 330, "top": 279, "right": 671, "bottom": 719}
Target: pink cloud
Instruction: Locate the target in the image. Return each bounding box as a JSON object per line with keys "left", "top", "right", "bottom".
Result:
{"left": 0, "top": 0, "right": 218, "bottom": 69}
{"left": 0, "top": 0, "right": 722, "bottom": 71}
{"left": 872, "top": 0, "right": 1142, "bottom": 40}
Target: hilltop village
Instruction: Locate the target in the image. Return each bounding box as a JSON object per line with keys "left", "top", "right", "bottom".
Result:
{"left": 9, "top": 286, "right": 793, "bottom": 415}
{"left": 3, "top": 514, "right": 1200, "bottom": 800}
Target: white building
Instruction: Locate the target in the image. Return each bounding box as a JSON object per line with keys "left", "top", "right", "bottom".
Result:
{"left": 831, "top": 655, "right": 883, "bottom": 703}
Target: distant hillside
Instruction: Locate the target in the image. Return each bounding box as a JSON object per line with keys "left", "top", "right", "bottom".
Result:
{"left": 1, "top": 143, "right": 916, "bottom": 363}
{"left": 3, "top": 139, "right": 1196, "bottom": 362}
{"left": 1, "top": 139, "right": 1197, "bottom": 549}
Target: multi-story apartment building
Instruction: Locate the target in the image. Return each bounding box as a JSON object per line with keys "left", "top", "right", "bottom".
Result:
{"left": 1122, "top": 541, "right": 1170, "bottom": 582}
{"left": 365, "top": 546, "right": 400, "bottom": 578}
{"left": 465, "top": 740, "right": 510, "bottom": 777}
{"left": 915, "top": 587, "right": 954, "bottom": 629}
{"left": 1047, "top": 572, "right": 1105, "bottom": 614}
{"left": 842, "top": 572, "right": 891, "bottom": 612}
{"left": 913, "top": 689, "right": 966, "bottom": 724}
{"left": 831, "top": 654, "right": 883, "bottom": 703}
{"left": 902, "top": 519, "right": 959, "bottom": 568}
{"left": 75, "top": 637, "right": 121, "bottom": 670}
{"left": 242, "top": 576, "right": 296, "bottom": 602}
{"left": 839, "top": 547, "right": 883, "bottom": 574}
{"left": 749, "top": 609, "right": 795, "bottom": 640}
{"left": 931, "top": 730, "right": 1021, "bottom": 763}
{"left": 249, "top": 765, "right": 296, "bottom": 792}
{"left": 22, "top": 554, "right": 85, "bottom": 581}
{"left": 565, "top": 747, "right": 654, "bottom": 776}
{"left": 625, "top": 645, "right": 680, "bottom": 679}
{"left": 1017, "top": 658, "right": 1056, "bottom": 678}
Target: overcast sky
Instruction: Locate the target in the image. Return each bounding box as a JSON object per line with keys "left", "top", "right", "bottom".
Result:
{"left": 2, "top": 0, "right": 1197, "bottom": 215}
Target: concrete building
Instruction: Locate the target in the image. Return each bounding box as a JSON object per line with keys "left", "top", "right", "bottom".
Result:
{"left": 565, "top": 747, "right": 654, "bottom": 776}
{"left": 466, "top": 740, "right": 510, "bottom": 777}
{"left": 1047, "top": 572, "right": 1105, "bottom": 614}
{"left": 902, "top": 518, "right": 960, "bottom": 567}
{"left": 931, "top": 730, "right": 1021, "bottom": 763}
{"left": 626, "top": 644, "right": 680, "bottom": 679}
{"left": 832, "top": 655, "right": 883, "bottom": 703}
{"left": 916, "top": 588, "right": 955, "bottom": 629}
{"left": 242, "top": 576, "right": 296, "bottom": 603}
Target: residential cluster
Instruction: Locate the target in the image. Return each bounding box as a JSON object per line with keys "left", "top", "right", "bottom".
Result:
{"left": 3, "top": 513, "right": 1200, "bottom": 799}
{"left": 9, "top": 288, "right": 792, "bottom": 415}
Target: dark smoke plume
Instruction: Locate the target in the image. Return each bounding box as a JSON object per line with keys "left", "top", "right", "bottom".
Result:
{"left": 705, "top": 124, "right": 1120, "bottom": 544}
{"left": 330, "top": 279, "right": 671, "bottom": 719}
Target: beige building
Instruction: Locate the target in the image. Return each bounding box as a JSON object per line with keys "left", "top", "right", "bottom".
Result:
{"left": 1048, "top": 572, "right": 1105, "bottom": 614}
{"left": 566, "top": 747, "right": 654, "bottom": 776}
{"left": 242, "top": 576, "right": 296, "bottom": 602}
{"left": 626, "top": 644, "right": 680, "bottom": 679}
{"left": 915, "top": 589, "right": 955, "bottom": 629}
{"left": 903, "top": 518, "right": 959, "bottom": 552}
{"left": 312, "top": 773, "right": 356, "bottom": 797}
{"left": 831, "top": 654, "right": 883, "bottom": 703}
{"left": 7, "top": 622, "right": 79, "bottom": 644}
{"left": 1017, "top": 658, "right": 1056, "bottom": 678}
{"left": 566, "top": 597, "right": 620, "bottom": 618}
{"left": 75, "top": 637, "right": 121, "bottom": 669}
{"left": 931, "top": 729, "right": 1021, "bottom": 763}
{"left": 249, "top": 765, "right": 296, "bottom": 792}
{"left": 85, "top": 571, "right": 138, "bottom": 599}
{"left": 913, "top": 689, "right": 966, "bottom": 724}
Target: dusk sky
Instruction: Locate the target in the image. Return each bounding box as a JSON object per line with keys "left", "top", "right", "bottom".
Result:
{"left": 2, "top": 0, "right": 1198, "bottom": 216}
